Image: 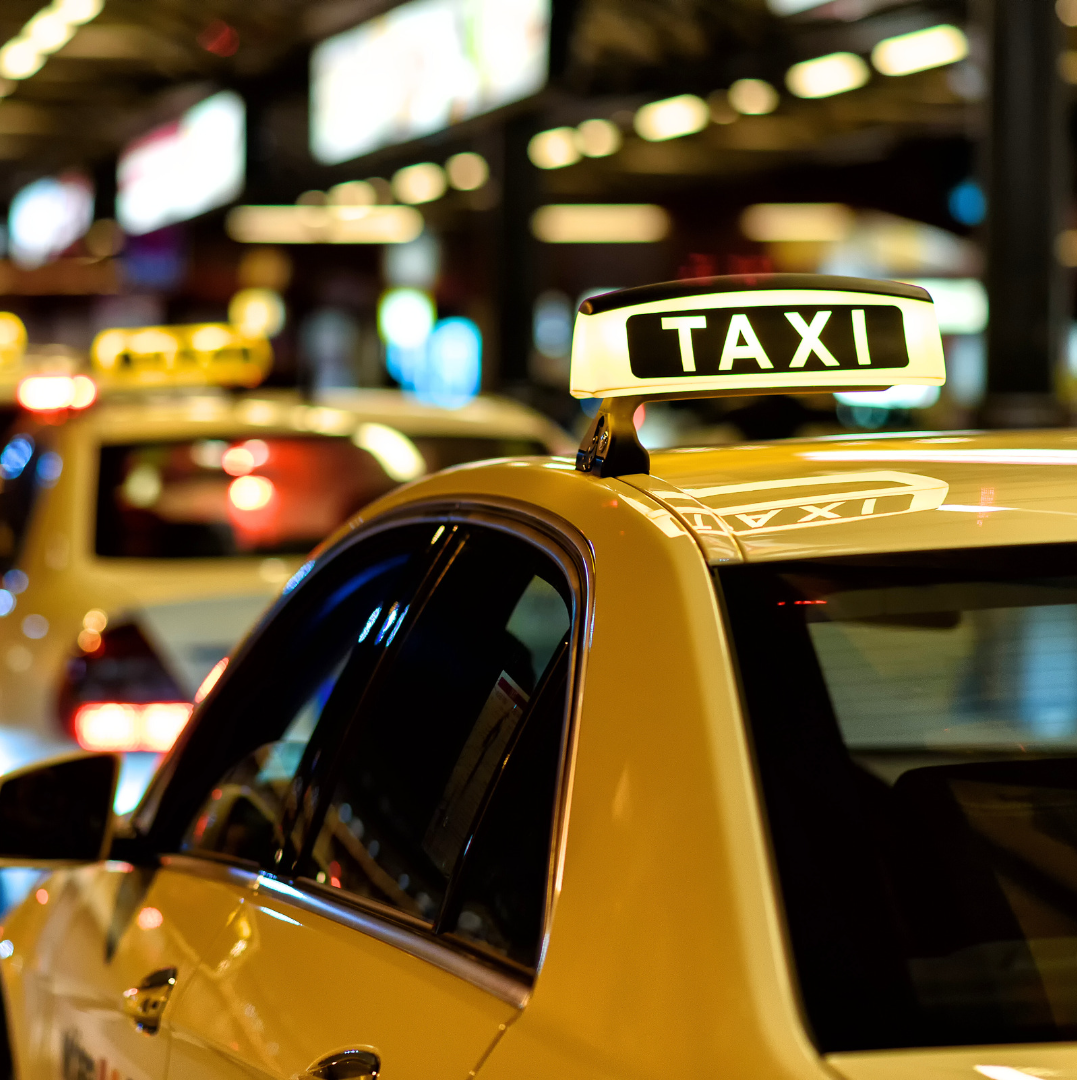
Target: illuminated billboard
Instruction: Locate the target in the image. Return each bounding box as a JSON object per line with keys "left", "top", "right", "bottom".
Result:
{"left": 8, "top": 172, "right": 94, "bottom": 268}
{"left": 117, "top": 90, "right": 245, "bottom": 236}
{"left": 311, "top": 0, "right": 550, "bottom": 165}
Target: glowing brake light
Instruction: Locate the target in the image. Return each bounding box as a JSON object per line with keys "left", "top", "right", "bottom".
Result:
{"left": 229, "top": 474, "right": 274, "bottom": 510}
{"left": 17, "top": 374, "right": 96, "bottom": 412}
{"left": 74, "top": 701, "right": 192, "bottom": 753}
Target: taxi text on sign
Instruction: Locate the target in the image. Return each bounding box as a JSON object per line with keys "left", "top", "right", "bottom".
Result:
{"left": 569, "top": 280, "right": 944, "bottom": 399}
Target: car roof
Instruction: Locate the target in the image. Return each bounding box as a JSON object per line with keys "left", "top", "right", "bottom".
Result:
{"left": 644, "top": 428, "right": 1077, "bottom": 563}
{"left": 35, "top": 387, "right": 573, "bottom": 452}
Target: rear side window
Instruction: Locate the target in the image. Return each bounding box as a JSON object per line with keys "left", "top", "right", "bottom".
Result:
{"left": 150, "top": 523, "right": 440, "bottom": 862}
{"left": 96, "top": 437, "right": 398, "bottom": 558}
{"left": 299, "top": 525, "right": 574, "bottom": 972}
{"left": 721, "top": 544, "right": 1077, "bottom": 1052}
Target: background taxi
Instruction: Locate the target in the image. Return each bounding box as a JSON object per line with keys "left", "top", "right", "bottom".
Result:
{"left": 1, "top": 276, "right": 1074, "bottom": 1080}
{"left": 0, "top": 324, "right": 570, "bottom": 810}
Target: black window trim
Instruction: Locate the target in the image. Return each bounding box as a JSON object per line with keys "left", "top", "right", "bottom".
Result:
{"left": 140, "top": 498, "right": 594, "bottom": 1008}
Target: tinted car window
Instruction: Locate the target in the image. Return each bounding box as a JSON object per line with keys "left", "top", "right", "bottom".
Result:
{"left": 161, "top": 524, "right": 439, "bottom": 869}
{"left": 721, "top": 543, "right": 1077, "bottom": 1052}
{"left": 444, "top": 638, "right": 569, "bottom": 969}
{"left": 299, "top": 528, "right": 572, "bottom": 939}
{"left": 97, "top": 435, "right": 548, "bottom": 558}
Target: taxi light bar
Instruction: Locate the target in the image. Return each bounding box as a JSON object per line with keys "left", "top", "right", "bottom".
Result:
{"left": 74, "top": 701, "right": 193, "bottom": 753}
{"left": 571, "top": 273, "right": 946, "bottom": 478}
{"left": 0, "top": 313, "right": 27, "bottom": 369}
{"left": 17, "top": 374, "right": 97, "bottom": 412}
{"left": 90, "top": 323, "right": 272, "bottom": 389}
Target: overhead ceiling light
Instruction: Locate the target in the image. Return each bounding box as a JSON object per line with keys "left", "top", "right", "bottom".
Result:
{"left": 528, "top": 128, "right": 581, "bottom": 169}
{"left": 0, "top": 0, "right": 104, "bottom": 83}
{"left": 226, "top": 205, "right": 424, "bottom": 245}
{"left": 0, "top": 40, "right": 44, "bottom": 79}
{"left": 786, "top": 52, "right": 870, "bottom": 98}
{"left": 51, "top": 0, "right": 103, "bottom": 24}
{"left": 728, "top": 78, "right": 780, "bottom": 115}
{"left": 634, "top": 94, "right": 709, "bottom": 141}
{"left": 391, "top": 162, "right": 447, "bottom": 205}
{"left": 531, "top": 204, "right": 670, "bottom": 244}
{"left": 576, "top": 118, "right": 621, "bottom": 157}
{"left": 445, "top": 152, "right": 489, "bottom": 190}
{"left": 740, "top": 202, "right": 854, "bottom": 242}
{"left": 24, "top": 11, "right": 74, "bottom": 51}
{"left": 328, "top": 180, "right": 376, "bottom": 206}
{"left": 766, "top": 0, "right": 831, "bottom": 12}
{"left": 871, "top": 25, "right": 969, "bottom": 76}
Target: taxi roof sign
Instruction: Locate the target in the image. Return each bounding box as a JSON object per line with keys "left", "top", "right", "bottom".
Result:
{"left": 571, "top": 274, "right": 944, "bottom": 400}
{"left": 572, "top": 274, "right": 946, "bottom": 477}
{"left": 90, "top": 323, "right": 272, "bottom": 389}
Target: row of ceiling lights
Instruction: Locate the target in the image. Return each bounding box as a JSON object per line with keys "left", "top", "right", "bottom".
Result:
{"left": 0, "top": 0, "right": 102, "bottom": 87}
{"left": 292, "top": 151, "right": 490, "bottom": 211}
{"left": 528, "top": 23, "right": 969, "bottom": 171}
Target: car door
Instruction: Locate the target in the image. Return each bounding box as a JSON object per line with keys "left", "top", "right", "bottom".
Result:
{"left": 11, "top": 859, "right": 241, "bottom": 1080}
{"left": 160, "top": 515, "right": 582, "bottom": 1080}
{"left": 9, "top": 522, "right": 442, "bottom": 1080}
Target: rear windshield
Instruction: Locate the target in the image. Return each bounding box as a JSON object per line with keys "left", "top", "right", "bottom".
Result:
{"left": 720, "top": 544, "right": 1077, "bottom": 1052}
{"left": 96, "top": 433, "right": 545, "bottom": 558}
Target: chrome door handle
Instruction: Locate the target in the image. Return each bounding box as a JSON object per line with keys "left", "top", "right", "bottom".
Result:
{"left": 121, "top": 967, "right": 177, "bottom": 1034}
{"left": 301, "top": 1049, "right": 380, "bottom": 1080}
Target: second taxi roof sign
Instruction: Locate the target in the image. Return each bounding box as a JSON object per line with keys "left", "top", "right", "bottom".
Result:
{"left": 571, "top": 274, "right": 946, "bottom": 477}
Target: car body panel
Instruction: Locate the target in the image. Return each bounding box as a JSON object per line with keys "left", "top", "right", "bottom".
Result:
{"left": 6, "top": 429, "right": 1077, "bottom": 1080}
{"left": 165, "top": 878, "right": 516, "bottom": 1080}
{"left": 2, "top": 863, "right": 241, "bottom": 1080}
{"left": 644, "top": 431, "right": 1077, "bottom": 561}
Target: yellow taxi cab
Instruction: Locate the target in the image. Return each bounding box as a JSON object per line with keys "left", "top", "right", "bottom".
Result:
{"left": 0, "top": 321, "right": 570, "bottom": 806}
{"left": 3, "top": 274, "right": 1077, "bottom": 1080}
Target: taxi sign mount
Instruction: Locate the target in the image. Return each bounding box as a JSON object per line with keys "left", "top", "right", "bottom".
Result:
{"left": 572, "top": 274, "right": 946, "bottom": 477}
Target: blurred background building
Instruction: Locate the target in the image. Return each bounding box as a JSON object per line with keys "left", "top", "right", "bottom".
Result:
{"left": 0, "top": 0, "right": 1068, "bottom": 445}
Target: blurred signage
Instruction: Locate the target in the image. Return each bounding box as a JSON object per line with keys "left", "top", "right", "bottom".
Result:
{"left": 117, "top": 91, "right": 246, "bottom": 236}
{"left": 90, "top": 323, "right": 271, "bottom": 388}
{"left": 310, "top": 0, "right": 550, "bottom": 165}
{"left": 8, "top": 172, "right": 94, "bottom": 268}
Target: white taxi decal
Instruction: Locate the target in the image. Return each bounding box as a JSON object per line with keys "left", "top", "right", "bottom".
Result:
{"left": 687, "top": 471, "right": 949, "bottom": 534}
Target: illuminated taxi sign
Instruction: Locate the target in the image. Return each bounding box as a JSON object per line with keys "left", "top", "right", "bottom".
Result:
{"left": 570, "top": 274, "right": 944, "bottom": 399}
{"left": 90, "top": 323, "right": 272, "bottom": 388}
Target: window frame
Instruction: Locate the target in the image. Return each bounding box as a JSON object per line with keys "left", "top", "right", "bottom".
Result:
{"left": 127, "top": 498, "right": 593, "bottom": 1006}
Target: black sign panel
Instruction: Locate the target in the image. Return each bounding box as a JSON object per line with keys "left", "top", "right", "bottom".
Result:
{"left": 626, "top": 304, "right": 909, "bottom": 379}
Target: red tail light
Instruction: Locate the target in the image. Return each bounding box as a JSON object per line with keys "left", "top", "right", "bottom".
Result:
{"left": 17, "top": 375, "right": 96, "bottom": 412}
{"left": 73, "top": 701, "right": 193, "bottom": 753}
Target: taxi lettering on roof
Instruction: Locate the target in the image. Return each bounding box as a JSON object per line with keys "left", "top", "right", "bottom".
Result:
{"left": 569, "top": 273, "right": 945, "bottom": 401}
{"left": 90, "top": 323, "right": 272, "bottom": 389}
{"left": 627, "top": 305, "right": 908, "bottom": 377}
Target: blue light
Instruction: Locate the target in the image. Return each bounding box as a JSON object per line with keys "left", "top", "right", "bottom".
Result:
{"left": 2, "top": 570, "right": 26, "bottom": 595}
{"left": 414, "top": 317, "right": 482, "bottom": 409}
{"left": 358, "top": 606, "right": 381, "bottom": 643}
{"left": 0, "top": 591, "right": 14, "bottom": 617}
{"left": 948, "top": 180, "right": 986, "bottom": 226}
{"left": 36, "top": 452, "right": 62, "bottom": 487}
{"left": 283, "top": 560, "right": 314, "bottom": 594}
{"left": 0, "top": 436, "right": 33, "bottom": 480}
